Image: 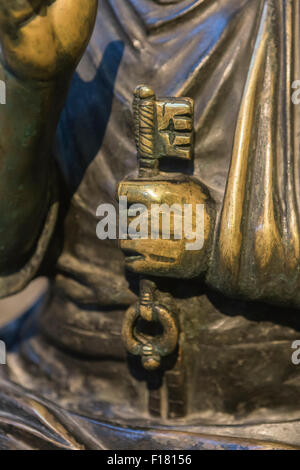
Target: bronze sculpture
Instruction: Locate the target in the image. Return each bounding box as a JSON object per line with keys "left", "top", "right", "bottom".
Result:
{"left": 0, "top": 0, "right": 300, "bottom": 449}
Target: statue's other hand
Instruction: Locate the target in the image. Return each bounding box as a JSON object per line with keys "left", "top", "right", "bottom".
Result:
{"left": 0, "top": 0, "right": 98, "bottom": 81}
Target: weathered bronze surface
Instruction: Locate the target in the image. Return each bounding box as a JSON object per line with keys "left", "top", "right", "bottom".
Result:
{"left": 0, "top": 0, "right": 300, "bottom": 450}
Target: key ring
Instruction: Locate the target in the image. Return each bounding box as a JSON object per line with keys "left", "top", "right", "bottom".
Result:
{"left": 122, "top": 281, "right": 179, "bottom": 370}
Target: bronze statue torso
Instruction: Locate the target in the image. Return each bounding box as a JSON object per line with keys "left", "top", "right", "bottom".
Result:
{"left": 1, "top": 0, "right": 300, "bottom": 450}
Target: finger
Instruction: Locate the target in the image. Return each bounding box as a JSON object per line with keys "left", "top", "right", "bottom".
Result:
{"left": 50, "top": 0, "right": 98, "bottom": 57}
{"left": 52, "top": 0, "right": 98, "bottom": 26}
{"left": 0, "top": 0, "right": 45, "bottom": 32}
{"left": 0, "top": 0, "right": 44, "bottom": 18}
{"left": 56, "top": 0, "right": 97, "bottom": 11}
{"left": 118, "top": 180, "right": 161, "bottom": 206}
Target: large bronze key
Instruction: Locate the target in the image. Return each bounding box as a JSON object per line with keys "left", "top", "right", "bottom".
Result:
{"left": 119, "top": 85, "right": 197, "bottom": 371}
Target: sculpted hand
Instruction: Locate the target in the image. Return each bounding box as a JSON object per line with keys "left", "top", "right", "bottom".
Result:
{"left": 0, "top": 0, "right": 98, "bottom": 81}
{"left": 118, "top": 176, "right": 215, "bottom": 279}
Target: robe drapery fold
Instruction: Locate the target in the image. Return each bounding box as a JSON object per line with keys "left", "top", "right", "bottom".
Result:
{"left": 209, "top": 0, "right": 300, "bottom": 308}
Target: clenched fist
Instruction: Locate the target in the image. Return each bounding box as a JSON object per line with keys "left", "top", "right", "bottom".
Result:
{"left": 118, "top": 175, "right": 216, "bottom": 279}
{"left": 0, "top": 0, "right": 98, "bottom": 81}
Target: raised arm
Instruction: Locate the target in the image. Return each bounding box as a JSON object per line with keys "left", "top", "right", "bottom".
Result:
{"left": 0, "top": 0, "right": 97, "bottom": 289}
